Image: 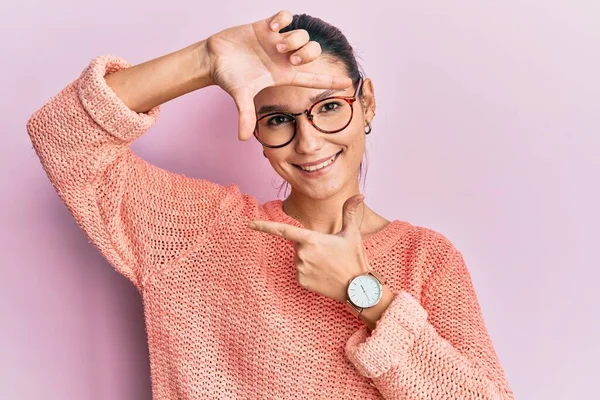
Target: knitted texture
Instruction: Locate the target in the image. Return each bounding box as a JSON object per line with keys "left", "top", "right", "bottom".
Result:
{"left": 27, "top": 55, "right": 514, "bottom": 400}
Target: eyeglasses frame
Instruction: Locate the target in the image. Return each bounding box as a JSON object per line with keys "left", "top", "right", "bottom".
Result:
{"left": 253, "top": 76, "right": 364, "bottom": 149}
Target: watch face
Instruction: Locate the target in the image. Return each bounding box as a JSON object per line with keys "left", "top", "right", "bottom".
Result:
{"left": 347, "top": 274, "right": 383, "bottom": 308}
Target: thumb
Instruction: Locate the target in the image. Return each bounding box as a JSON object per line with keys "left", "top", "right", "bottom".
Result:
{"left": 232, "top": 88, "right": 257, "bottom": 141}
{"left": 341, "top": 194, "right": 365, "bottom": 235}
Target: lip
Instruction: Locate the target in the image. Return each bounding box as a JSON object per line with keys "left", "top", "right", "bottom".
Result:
{"left": 293, "top": 151, "right": 342, "bottom": 168}
{"left": 292, "top": 150, "right": 342, "bottom": 179}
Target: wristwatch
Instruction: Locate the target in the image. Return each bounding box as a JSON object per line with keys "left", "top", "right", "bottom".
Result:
{"left": 345, "top": 270, "right": 386, "bottom": 316}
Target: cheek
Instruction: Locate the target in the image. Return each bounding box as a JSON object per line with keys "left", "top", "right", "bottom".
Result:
{"left": 264, "top": 149, "right": 291, "bottom": 173}
{"left": 343, "top": 132, "right": 366, "bottom": 173}
{"left": 340, "top": 127, "right": 366, "bottom": 158}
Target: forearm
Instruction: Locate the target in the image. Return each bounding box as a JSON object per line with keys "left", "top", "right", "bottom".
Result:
{"left": 346, "top": 245, "right": 513, "bottom": 399}
{"left": 105, "top": 40, "right": 213, "bottom": 113}
{"left": 347, "top": 291, "right": 513, "bottom": 399}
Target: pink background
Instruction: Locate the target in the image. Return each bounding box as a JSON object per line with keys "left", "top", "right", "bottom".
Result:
{"left": 2, "top": 1, "right": 598, "bottom": 399}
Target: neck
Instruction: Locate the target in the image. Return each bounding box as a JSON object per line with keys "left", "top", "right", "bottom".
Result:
{"left": 283, "top": 183, "right": 365, "bottom": 235}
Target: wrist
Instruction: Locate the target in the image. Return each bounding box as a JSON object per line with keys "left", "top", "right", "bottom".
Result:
{"left": 345, "top": 270, "right": 393, "bottom": 330}
{"left": 358, "top": 284, "right": 394, "bottom": 331}
{"left": 188, "top": 39, "right": 215, "bottom": 89}
{"left": 186, "top": 40, "right": 214, "bottom": 91}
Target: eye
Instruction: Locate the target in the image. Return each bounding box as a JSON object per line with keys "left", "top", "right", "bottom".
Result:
{"left": 267, "top": 114, "right": 294, "bottom": 126}
{"left": 318, "top": 101, "right": 342, "bottom": 113}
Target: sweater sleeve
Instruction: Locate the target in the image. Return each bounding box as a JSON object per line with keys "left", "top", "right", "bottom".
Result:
{"left": 345, "top": 244, "right": 514, "bottom": 399}
{"left": 27, "top": 55, "right": 239, "bottom": 290}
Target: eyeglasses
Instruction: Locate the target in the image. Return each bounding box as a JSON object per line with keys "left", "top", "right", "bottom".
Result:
{"left": 253, "top": 77, "right": 364, "bottom": 148}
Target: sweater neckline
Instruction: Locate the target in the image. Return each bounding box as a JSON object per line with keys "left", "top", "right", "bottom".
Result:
{"left": 262, "top": 200, "right": 410, "bottom": 258}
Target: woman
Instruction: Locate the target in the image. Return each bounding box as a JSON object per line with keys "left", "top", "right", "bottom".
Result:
{"left": 27, "top": 10, "right": 514, "bottom": 400}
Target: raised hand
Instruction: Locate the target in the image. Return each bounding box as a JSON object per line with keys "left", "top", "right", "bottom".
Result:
{"left": 205, "top": 10, "right": 353, "bottom": 140}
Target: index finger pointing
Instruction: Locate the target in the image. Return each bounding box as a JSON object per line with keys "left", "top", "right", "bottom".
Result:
{"left": 248, "top": 220, "right": 312, "bottom": 243}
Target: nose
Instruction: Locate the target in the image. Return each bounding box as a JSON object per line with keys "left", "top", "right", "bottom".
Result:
{"left": 294, "top": 114, "right": 325, "bottom": 155}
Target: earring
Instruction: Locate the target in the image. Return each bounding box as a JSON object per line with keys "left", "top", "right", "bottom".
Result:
{"left": 364, "top": 121, "right": 372, "bottom": 135}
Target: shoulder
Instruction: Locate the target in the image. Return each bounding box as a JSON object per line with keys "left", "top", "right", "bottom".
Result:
{"left": 395, "top": 221, "right": 459, "bottom": 255}
{"left": 394, "top": 221, "right": 462, "bottom": 278}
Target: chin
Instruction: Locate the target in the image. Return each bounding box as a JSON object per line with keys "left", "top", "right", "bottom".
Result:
{"left": 289, "top": 175, "right": 356, "bottom": 200}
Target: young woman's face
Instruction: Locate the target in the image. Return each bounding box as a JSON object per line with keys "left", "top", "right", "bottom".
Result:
{"left": 253, "top": 58, "right": 374, "bottom": 200}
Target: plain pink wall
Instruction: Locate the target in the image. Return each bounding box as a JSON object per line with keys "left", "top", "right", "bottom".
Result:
{"left": 2, "top": 0, "right": 598, "bottom": 399}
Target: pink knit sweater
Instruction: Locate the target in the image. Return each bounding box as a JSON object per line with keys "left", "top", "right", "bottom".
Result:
{"left": 27, "top": 55, "right": 514, "bottom": 399}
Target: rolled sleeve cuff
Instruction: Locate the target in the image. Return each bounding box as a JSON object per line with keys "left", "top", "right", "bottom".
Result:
{"left": 77, "top": 55, "right": 160, "bottom": 141}
{"left": 345, "top": 291, "right": 428, "bottom": 378}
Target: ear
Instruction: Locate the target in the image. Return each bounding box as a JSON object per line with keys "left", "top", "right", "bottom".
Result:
{"left": 360, "top": 78, "right": 376, "bottom": 124}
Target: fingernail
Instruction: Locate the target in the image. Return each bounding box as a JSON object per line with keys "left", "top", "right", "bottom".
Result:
{"left": 291, "top": 55, "right": 301, "bottom": 65}
{"left": 271, "top": 22, "right": 279, "bottom": 31}
{"left": 277, "top": 43, "right": 287, "bottom": 52}
{"left": 247, "top": 222, "right": 257, "bottom": 229}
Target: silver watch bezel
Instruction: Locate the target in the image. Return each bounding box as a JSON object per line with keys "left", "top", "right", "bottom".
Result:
{"left": 346, "top": 272, "right": 384, "bottom": 310}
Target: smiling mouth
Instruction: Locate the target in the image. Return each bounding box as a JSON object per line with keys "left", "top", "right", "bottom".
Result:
{"left": 293, "top": 150, "right": 343, "bottom": 172}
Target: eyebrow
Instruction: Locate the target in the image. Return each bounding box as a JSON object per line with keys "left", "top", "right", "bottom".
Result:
{"left": 256, "top": 88, "right": 345, "bottom": 115}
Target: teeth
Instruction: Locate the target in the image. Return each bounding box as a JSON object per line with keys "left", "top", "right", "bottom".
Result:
{"left": 299, "top": 153, "right": 338, "bottom": 172}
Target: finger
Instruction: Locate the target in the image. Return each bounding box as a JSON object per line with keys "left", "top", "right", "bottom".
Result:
{"left": 341, "top": 194, "right": 365, "bottom": 234}
{"left": 290, "top": 71, "right": 353, "bottom": 90}
{"left": 276, "top": 29, "right": 310, "bottom": 53}
{"left": 288, "top": 41, "right": 321, "bottom": 65}
{"left": 267, "top": 10, "right": 293, "bottom": 32}
{"left": 247, "top": 220, "right": 312, "bottom": 243}
{"left": 231, "top": 88, "right": 257, "bottom": 141}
